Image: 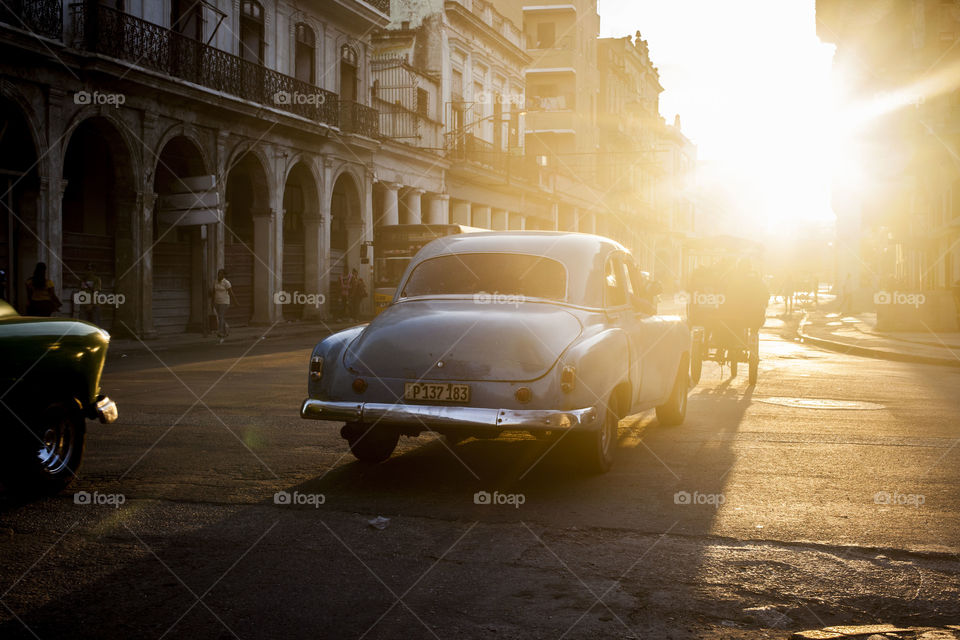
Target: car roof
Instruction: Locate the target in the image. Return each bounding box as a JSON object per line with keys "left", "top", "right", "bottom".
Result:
{"left": 416, "top": 231, "right": 627, "bottom": 262}
{"left": 406, "top": 231, "right": 631, "bottom": 308}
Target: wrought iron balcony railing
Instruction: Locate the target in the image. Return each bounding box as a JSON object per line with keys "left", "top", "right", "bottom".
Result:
{"left": 340, "top": 100, "right": 380, "bottom": 138}
{"left": 70, "top": 2, "right": 340, "bottom": 128}
{"left": 0, "top": 0, "right": 63, "bottom": 40}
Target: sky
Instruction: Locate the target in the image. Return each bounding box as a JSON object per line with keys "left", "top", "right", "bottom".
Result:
{"left": 597, "top": 0, "right": 839, "bottom": 237}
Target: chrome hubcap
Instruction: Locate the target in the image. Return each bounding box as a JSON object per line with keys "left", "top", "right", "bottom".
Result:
{"left": 36, "top": 412, "right": 74, "bottom": 475}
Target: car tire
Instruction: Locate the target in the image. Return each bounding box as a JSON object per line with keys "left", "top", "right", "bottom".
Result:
{"left": 344, "top": 423, "right": 399, "bottom": 463}
{"left": 580, "top": 398, "right": 618, "bottom": 474}
{"left": 656, "top": 362, "right": 689, "bottom": 426}
{"left": 1, "top": 400, "right": 86, "bottom": 495}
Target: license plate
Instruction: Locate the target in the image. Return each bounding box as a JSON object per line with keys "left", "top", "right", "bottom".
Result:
{"left": 404, "top": 382, "right": 471, "bottom": 403}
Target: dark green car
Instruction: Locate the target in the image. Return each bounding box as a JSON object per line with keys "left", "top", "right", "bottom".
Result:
{"left": 0, "top": 300, "right": 117, "bottom": 494}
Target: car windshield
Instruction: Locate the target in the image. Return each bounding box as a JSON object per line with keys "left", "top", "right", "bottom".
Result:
{"left": 400, "top": 253, "right": 567, "bottom": 302}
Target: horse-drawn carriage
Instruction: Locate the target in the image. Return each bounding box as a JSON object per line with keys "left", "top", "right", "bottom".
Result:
{"left": 684, "top": 236, "right": 768, "bottom": 386}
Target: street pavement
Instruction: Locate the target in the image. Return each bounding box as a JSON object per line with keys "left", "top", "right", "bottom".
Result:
{"left": 0, "top": 310, "right": 958, "bottom": 639}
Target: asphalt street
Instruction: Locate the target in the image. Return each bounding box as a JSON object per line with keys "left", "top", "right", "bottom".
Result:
{"left": 1, "top": 318, "right": 958, "bottom": 639}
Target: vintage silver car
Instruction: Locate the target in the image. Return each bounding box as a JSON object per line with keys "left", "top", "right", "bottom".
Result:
{"left": 301, "top": 232, "right": 691, "bottom": 473}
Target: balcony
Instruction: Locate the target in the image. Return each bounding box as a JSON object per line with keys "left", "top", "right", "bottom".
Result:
{"left": 340, "top": 100, "right": 380, "bottom": 138}
{"left": 70, "top": 2, "right": 342, "bottom": 129}
{"left": 448, "top": 133, "right": 525, "bottom": 173}
{"left": 0, "top": 0, "right": 62, "bottom": 40}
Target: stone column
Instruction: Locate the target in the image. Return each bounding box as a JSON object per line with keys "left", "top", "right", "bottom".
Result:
{"left": 471, "top": 205, "right": 491, "bottom": 229}
{"left": 140, "top": 192, "right": 158, "bottom": 338}
{"left": 426, "top": 193, "right": 449, "bottom": 224}
{"left": 379, "top": 182, "right": 400, "bottom": 226}
{"left": 39, "top": 177, "right": 66, "bottom": 300}
{"left": 509, "top": 212, "right": 525, "bottom": 230}
{"left": 114, "top": 191, "right": 142, "bottom": 337}
{"left": 451, "top": 200, "right": 471, "bottom": 226}
{"left": 251, "top": 207, "right": 276, "bottom": 325}
{"left": 400, "top": 187, "right": 424, "bottom": 225}
{"left": 318, "top": 183, "right": 332, "bottom": 319}
{"left": 491, "top": 208, "right": 508, "bottom": 230}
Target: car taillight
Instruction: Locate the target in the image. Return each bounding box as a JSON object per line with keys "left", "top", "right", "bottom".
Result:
{"left": 515, "top": 387, "right": 532, "bottom": 403}
{"left": 309, "top": 355, "right": 324, "bottom": 381}
{"left": 352, "top": 378, "right": 368, "bottom": 393}
{"left": 560, "top": 365, "right": 576, "bottom": 393}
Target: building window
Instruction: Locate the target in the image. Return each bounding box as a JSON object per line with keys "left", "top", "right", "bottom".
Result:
{"left": 171, "top": 0, "right": 202, "bottom": 40}
{"left": 240, "top": 0, "right": 265, "bottom": 65}
{"left": 295, "top": 23, "right": 315, "bottom": 84}
{"left": 451, "top": 69, "right": 463, "bottom": 99}
{"left": 536, "top": 22, "right": 555, "bottom": 48}
{"left": 416, "top": 88, "right": 429, "bottom": 118}
{"left": 341, "top": 45, "right": 359, "bottom": 102}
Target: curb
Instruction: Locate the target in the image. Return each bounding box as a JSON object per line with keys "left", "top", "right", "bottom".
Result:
{"left": 798, "top": 316, "right": 960, "bottom": 369}
{"left": 792, "top": 624, "right": 960, "bottom": 639}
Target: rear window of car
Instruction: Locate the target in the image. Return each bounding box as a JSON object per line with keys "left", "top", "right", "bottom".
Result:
{"left": 400, "top": 253, "right": 568, "bottom": 302}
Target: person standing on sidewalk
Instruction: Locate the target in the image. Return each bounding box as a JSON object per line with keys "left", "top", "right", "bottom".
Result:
{"left": 25, "top": 262, "right": 61, "bottom": 317}
{"left": 212, "top": 269, "right": 237, "bottom": 344}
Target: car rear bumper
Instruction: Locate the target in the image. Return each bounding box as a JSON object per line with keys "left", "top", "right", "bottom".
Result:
{"left": 300, "top": 399, "right": 600, "bottom": 432}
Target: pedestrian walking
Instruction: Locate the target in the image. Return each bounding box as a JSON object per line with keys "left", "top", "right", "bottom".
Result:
{"left": 349, "top": 268, "right": 367, "bottom": 320}
{"left": 782, "top": 274, "right": 795, "bottom": 316}
{"left": 25, "top": 262, "right": 61, "bottom": 317}
{"left": 212, "top": 269, "right": 237, "bottom": 344}
{"left": 338, "top": 267, "right": 356, "bottom": 321}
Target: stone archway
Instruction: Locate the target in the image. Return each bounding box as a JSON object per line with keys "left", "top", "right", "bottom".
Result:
{"left": 224, "top": 151, "right": 271, "bottom": 327}
{"left": 61, "top": 116, "right": 137, "bottom": 329}
{"left": 152, "top": 135, "right": 210, "bottom": 334}
{"left": 0, "top": 97, "right": 41, "bottom": 311}
{"left": 329, "top": 170, "right": 364, "bottom": 318}
{"left": 281, "top": 161, "right": 320, "bottom": 320}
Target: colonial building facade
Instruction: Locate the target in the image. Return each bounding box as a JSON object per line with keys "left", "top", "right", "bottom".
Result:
{"left": 0, "top": 0, "right": 460, "bottom": 335}
{"left": 0, "top": 0, "right": 698, "bottom": 337}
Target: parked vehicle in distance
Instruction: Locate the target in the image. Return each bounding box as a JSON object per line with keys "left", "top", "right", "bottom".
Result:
{"left": 0, "top": 300, "right": 118, "bottom": 494}
{"left": 301, "top": 231, "right": 691, "bottom": 473}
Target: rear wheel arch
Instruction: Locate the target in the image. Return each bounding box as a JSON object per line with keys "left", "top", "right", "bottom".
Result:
{"left": 611, "top": 382, "right": 632, "bottom": 421}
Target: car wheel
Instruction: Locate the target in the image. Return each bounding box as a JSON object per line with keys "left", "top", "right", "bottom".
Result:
{"left": 343, "top": 423, "right": 399, "bottom": 463}
{"left": 1, "top": 400, "right": 86, "bottom": 495}
{"left": 580, "top": 398, "right": 618, "bottom": 474}
{"left": 656, "top": 362, "right": 689, "bottom": 426}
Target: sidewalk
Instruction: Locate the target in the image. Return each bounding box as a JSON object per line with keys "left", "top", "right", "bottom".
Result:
{"left": 793, "top": 624, "right": 960, "bottom": 639}
{"left": 106, "top": 318, "right": 359, "bottom": 360}
{"left": 798, "top": 304, "right": 960, "bottom": 368}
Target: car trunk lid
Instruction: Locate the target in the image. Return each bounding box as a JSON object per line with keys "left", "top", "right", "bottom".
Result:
{"left": 343, "top": 299, "right": 582, "bottom": 382}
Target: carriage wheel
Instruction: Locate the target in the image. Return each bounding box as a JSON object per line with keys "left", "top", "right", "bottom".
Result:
{"left": 690, "top": 339, "right": 703, "bottom": 386}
